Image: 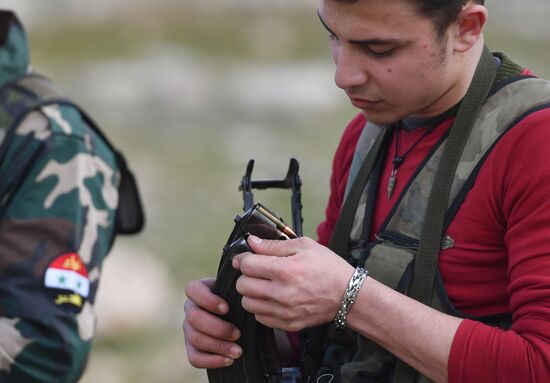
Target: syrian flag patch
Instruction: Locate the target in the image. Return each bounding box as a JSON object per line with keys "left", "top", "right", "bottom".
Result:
{"left": 44, "top": 252, "right": 90, "bottom": 310}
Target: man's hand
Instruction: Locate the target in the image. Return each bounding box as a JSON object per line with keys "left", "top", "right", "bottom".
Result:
{"left": 233, "top": 235, "right": 354, "bottom": 332}
{"left": 183, "top": 278, "right": 242, "bottom": 368}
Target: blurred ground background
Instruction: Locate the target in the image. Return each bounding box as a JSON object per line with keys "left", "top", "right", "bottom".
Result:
{"left": 0, "top": 0, "right": 548, "bottom": 382}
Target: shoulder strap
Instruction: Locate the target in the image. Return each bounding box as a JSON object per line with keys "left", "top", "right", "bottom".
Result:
{"left": 392, "top": 46, "right": 498, "bottom": 382}
{"left": 328, "top": 123, "right": 390, "bottom": 257}
{"left": 301, "top": 123, "right": 390, "bottom": 379}
{"left": 0, "top": 73, "right": 145, "bottom": 234}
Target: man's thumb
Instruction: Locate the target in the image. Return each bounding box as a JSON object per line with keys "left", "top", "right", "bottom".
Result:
{"left": 246, "top": 235, "right": 295, "bottom": 257}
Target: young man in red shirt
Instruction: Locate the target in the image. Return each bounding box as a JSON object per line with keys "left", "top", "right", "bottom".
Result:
{"left": 183, "top": 1, "right": 550, "bottom": 381}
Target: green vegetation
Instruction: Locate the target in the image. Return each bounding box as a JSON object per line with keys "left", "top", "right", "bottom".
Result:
{"left": 29, "top": 4, "right": 329, "bottom": 66}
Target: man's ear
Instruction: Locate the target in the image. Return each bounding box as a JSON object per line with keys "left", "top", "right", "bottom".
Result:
{"left": 453, "top": 3, "right": 488, "bottom": 52}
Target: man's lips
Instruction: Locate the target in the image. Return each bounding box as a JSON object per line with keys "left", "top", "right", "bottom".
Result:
{"left": 349, "top": 97, "right": 381, "bottom": 109}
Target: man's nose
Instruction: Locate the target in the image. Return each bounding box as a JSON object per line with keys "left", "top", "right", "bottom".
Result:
{"left": 334, "top": 47, "right": 368, "bottom": 90}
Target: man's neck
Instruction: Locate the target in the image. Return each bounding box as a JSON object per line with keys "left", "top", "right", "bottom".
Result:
{"left": 402, "top": 44, "right": 498, "bottom": 132}
{"left": 409, "top": 40, "right": 485, "bottom": 122}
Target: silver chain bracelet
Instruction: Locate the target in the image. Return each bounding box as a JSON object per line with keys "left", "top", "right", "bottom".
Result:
{"left": 334, "top": 267, "right": 368, "bottom": 330}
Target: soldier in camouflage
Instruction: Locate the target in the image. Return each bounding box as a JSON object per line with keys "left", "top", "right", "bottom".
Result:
{"left": 0, "top": 11, "right": 128, "bottom": 382}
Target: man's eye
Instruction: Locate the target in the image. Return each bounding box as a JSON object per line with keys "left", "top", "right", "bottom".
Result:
{"left": 365, "top": 46, "right": 394, "bottom": 58}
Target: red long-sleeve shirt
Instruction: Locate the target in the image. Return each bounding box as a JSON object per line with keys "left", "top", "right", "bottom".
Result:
{"left": 317, "top": 107, "right": 550, "bottom": 381}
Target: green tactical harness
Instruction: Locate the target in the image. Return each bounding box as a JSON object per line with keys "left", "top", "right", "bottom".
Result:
{"left": 0, "top": 73, "right": 145, "bottom": 236}
{"left": 306, "top": 49, "right": 550, "bottom": 383}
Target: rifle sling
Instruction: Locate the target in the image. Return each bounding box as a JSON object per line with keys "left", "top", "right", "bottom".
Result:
{"left": 392, "top": 46, "right": 497, "bottom": 383}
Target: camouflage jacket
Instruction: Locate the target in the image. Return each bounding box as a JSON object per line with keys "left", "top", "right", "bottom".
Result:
{"left": 0, "top": 14, "right": 119, "bottom": 382}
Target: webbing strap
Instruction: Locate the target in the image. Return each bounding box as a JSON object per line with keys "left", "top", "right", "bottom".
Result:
{"left": 301, "top": 126, "right": 389, "bottom": 378}
{"left": 392, "top": 46, "right": 498, "bottom": 383}
{"left": 328, "top": 127, "right": 389, "bottom": 256}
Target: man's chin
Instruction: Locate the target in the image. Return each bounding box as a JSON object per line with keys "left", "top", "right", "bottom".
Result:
{"left": 360, "top": 109, "right": 400, "bottom": 126}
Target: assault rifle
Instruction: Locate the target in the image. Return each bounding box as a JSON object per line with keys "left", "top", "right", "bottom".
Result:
{"left": 207, "top": 159, "right": 304, "bottom": 383}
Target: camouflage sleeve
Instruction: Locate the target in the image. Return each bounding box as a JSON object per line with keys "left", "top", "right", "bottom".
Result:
{"left": 0, "top": 103, "right": 119, "bottom": 382}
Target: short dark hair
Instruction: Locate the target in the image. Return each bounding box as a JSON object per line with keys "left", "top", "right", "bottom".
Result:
{"left": 411, "top": 0, "right": 485, "bottom": 37}
{"left": 334, "top": 0, "right": 485, "bottom": 37}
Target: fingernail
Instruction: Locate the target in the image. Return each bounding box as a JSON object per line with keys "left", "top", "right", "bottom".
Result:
{"left": 248, "top": 235, "right": 262, "bottom": 244}
{"left": 218, "top": 303, "right": 228, "bottom": 314}
{"left": 231, "top": 328, "right": 240, "bottom": 341}
{"left": 229, "top": 345, "right": 242, "bottom": 358}
{"left": 231, "top": 254, "right": 241, "bottom": 270}
{"left": 224, "top": 357, "right": 234, "bottom": 366}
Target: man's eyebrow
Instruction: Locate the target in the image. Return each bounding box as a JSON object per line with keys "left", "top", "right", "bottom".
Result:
{"left": 350, "top": 37, "right": 401, "bottom": 46}
{"left": 317, "top": 10, "right": 401, "bottom": 46}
